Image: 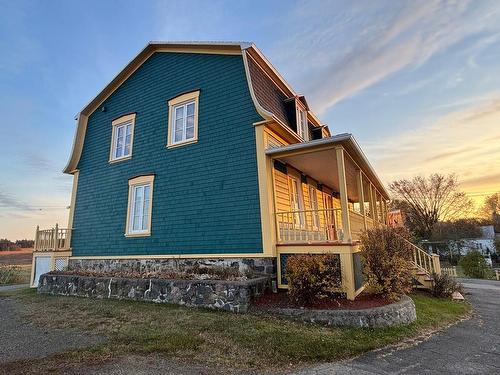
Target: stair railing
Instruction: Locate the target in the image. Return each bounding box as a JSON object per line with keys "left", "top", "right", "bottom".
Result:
{"left": 404, "top": 238, "right": 439, "bottom": 275}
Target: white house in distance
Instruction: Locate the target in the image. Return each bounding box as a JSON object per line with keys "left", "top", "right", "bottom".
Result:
{"left": 452, "top": 225, "right": 496, "bottom": 256}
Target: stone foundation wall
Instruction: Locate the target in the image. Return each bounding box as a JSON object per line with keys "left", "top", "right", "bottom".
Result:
{"left": 38, "top": 274, "right": 270, "bottom": 313}
{"left": 68, "top": 257, "right": 276, "bottom": 276}
{"left": 254, "top": 295, "right": 416, "bottom": 328}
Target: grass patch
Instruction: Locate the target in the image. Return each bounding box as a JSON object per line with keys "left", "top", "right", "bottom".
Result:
{"left": 1, "top": 289, "right": 470, "bottom": 373}
{"left": 0, "top": 265, "right": 30, "bottom": 285}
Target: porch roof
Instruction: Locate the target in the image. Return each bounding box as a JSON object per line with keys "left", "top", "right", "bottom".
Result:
{"left": 265, "top": 133, "right": 390, "bottom": 200}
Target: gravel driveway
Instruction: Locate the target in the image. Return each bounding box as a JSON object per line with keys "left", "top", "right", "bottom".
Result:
{"left": 0, "top": 289, "right": 104, "bottom": 365}
{"left": 293, "top": 278, "right": 500, "bottom": 375}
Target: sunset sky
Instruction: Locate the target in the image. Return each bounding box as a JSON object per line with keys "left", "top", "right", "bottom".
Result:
{"left": 1, "top": 0, "right": 500, "bottom": 239}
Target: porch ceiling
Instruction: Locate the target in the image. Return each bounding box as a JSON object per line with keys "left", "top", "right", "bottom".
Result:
{"left": 265, "top": 133, "right": 389, "bottom": 200}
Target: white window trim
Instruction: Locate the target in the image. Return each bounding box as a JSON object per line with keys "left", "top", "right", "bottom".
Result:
{"left": 309, "top": 185, "right": 320, "bottom": 229}
{"left": 288, "top": 175, "right": 305, "bottom": 228}
{"left": 167, "top": 90, "right": 200, "bottom": 148}
{"left": 295, "top": 101, "right": 309, "bottom": 141}
{"left": 109, "top": 113, "right": 136, "bottom": 163}
{"left": 125, "top": 175, "right": 154, "bottom": 237}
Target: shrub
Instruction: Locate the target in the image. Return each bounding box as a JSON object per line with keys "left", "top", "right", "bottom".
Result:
{"left": 459, "top": 251, "right": 488, "bottom": 278}
{"left": 431, "top": 273, "right": 463, "bottom": 298}
{"left": 360, "top": 227, "right": 414, "bottom": 301}
{"left": 285, "top": 254, "right": 342, "bottom": 306}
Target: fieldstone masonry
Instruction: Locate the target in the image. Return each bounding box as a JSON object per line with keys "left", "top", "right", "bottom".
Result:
{"left": 68, "top": 257, "right": 276, "bottom": 276}
{"left": 254, "top": 295, "right": 417, "bottom": 328}
{"left": 38, "top": 274, "right": 270, "bottom": 313}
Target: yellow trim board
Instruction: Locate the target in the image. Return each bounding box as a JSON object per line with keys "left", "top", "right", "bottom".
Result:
{"left": 70, "top": 252, "right": 272, "bottom": 260}
{"left": 254, "top": 124, "right": 276, "bottom": 257}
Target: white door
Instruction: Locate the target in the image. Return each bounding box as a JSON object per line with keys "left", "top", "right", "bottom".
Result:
{"left": 323, "top": 194, "right": 337, "bottom": 240}
{"left": 33, "top": 256, "right": 51, "bottom": 287}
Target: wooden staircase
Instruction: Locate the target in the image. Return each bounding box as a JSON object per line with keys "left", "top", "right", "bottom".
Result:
{"left": 405, "top": 239, "right": 441, "bottom": 289}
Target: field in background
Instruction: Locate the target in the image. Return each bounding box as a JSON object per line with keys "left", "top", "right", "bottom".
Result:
{"left": 0, "top": 248, "right": 32, "bottom": 285}
{"left": 0, "top": 248, "right": 33, "bottom": 266}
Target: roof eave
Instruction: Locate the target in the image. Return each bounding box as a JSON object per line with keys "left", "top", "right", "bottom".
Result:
{"left": 266, "top": 134, "right": 389, "bottom": 199}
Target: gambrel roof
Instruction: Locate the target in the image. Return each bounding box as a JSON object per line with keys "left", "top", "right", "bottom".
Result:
{"left": 64, "top": 41, "right": 326, "bottom": 174}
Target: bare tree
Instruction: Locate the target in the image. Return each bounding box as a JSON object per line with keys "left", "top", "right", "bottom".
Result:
{"left": 389, "top": 174, "right": 473, "bottom": 239}
{"left": 480, "top": 192, "right": 499, "bottom": 220}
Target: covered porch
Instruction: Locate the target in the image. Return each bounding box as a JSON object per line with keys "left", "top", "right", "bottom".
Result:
{"left": 266, "top": 134, "right": 390, "bottom": 245}
{"left": 264, "top": 133, "right": 390, "bottom": 299}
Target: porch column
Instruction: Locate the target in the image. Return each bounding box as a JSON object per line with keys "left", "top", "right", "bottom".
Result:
{"left": 356, "top": 170, "right": 367, "bottom": 230}
{"left": 335, "top": 147, "right": 351, "bottom": 242}
{"left": 378, "top": 193, "right": 383, "bottom": 224}
{"left": 369, "top": 183, "right": 377, "bottom": 224}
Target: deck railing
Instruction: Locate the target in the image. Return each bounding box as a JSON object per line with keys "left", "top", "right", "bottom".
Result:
{"left": 34, "top": 224, "right": 72, "bottom": 252}
{"left": 349, "top": 210, "right": 366, "bottom": 241}
{"left": 405, "top": 239, "right": 440, "bottom": 275}
{"left": 275, "top": 208, "right": 343, "bottom": 243}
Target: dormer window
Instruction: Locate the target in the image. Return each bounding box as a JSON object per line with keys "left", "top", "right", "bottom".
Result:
{"left": 297, "top": 107, "right": 309, "bottom": 141}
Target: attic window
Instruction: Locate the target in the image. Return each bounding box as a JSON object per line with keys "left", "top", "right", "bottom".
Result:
{"left": 296, "top": 107, "right": 309, "bottom": 141}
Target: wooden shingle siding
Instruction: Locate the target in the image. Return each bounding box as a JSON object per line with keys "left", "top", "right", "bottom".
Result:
{"left": 273, "top": 168, "right": 290, "bottom": 213}
{"left": 247, "top": 55, "right": 290, "bottom": 128}
{"left": 72, "top": 52, "right": 264, "bottom": 257}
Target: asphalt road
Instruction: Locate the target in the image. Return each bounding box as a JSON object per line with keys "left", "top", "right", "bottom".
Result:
{"left": 293, "top": 278, "right": 500, "bottom": 375}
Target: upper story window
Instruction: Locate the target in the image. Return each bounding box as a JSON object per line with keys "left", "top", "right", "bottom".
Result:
{"left": 167, "top": 90, "right": 200, "bottom": 148}
{"left": 110, "top": 113, "right": 136, "bottom": 163}
{"left": 296, "top": 107, "right": 309, "bottom": 141}
{"left": 126, "top": 175, "right": 154, "bottom": 237}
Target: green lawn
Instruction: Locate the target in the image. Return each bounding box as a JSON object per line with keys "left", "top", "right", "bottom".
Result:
{"left": 1, "top": 289, "right": 470, "bottom": 373}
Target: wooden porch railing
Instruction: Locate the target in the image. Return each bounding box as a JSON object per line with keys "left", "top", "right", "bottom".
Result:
{"left": 349, "top": 210, "right": 366, "bottom": 241}
{"left": 442, "top": 266, "right": 457, "bottom": 277}
{"left": 275, "top": 208, "right": 343, "bottom": 243}
{"left": 405, "top": 239, "right": 440, "bottom": 275}
{"left": 34, "top": 224, "right": 72, "bottom": 252}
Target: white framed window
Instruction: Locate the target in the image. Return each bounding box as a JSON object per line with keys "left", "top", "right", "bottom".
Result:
{"left": 125, "top": 175, "right": 154, "bottom": 237}
{"left": 109, "top": 113, "right": 136, "bottom": 162}
{"left": 167, "top": 90, "right": 199, "bottom": 148}
{"left": 309, "top": 185, "right": 320, "bottom": 229}
{"left": 288, "top": 175, "right": 305, "bottom": 228}
{"left": 296, "top": 106, "right": 309, "bottom": 141}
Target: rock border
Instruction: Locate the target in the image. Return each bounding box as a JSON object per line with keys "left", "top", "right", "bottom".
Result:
{"left": 37, "top": 274, "right": 270, "bottom": 313}
{"left": 252, "top": 295, "right": 416, "bottom": 328}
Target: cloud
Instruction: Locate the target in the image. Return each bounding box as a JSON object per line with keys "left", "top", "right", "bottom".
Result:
{"left": 363, "top": 92, "right": 500, "bottom": 196}
{"left": 273, "top": 0, "right": 500, "bottom": 114}
{"left": 21, "top": 151, "right": 53, "bottom": 171}
{"left": 0, "top": 188, "right": 38, "bottom": 212}
{"left": 461, "top": 173, "right": 500, "bottom": 189}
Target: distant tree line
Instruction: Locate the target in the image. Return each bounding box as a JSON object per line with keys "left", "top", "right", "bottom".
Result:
{"left": 0, "top": 239, "right": 34, "bottom": 251}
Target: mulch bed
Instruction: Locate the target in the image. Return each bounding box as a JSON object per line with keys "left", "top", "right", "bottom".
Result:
{"left": 252, "top": 291, "right": 391, "bottom": 310}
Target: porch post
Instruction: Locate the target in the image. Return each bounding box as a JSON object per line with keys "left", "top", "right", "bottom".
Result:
{"left": 378, "top": 193, "right": 383, "bottom": 224}
{"left": 340, "top": 252, "right": 356, "bottom": 300}
{"left": 335, "top": 147, "right": 351, "bottom": 242}
{"left": 369, "top": 184, "right": 376, "bottom": 223}
{"left": 383, "top": 199, "right": 388, "bottom": 225}
{"left": 356, "top": 170, "right": 367, "bottom": 230}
